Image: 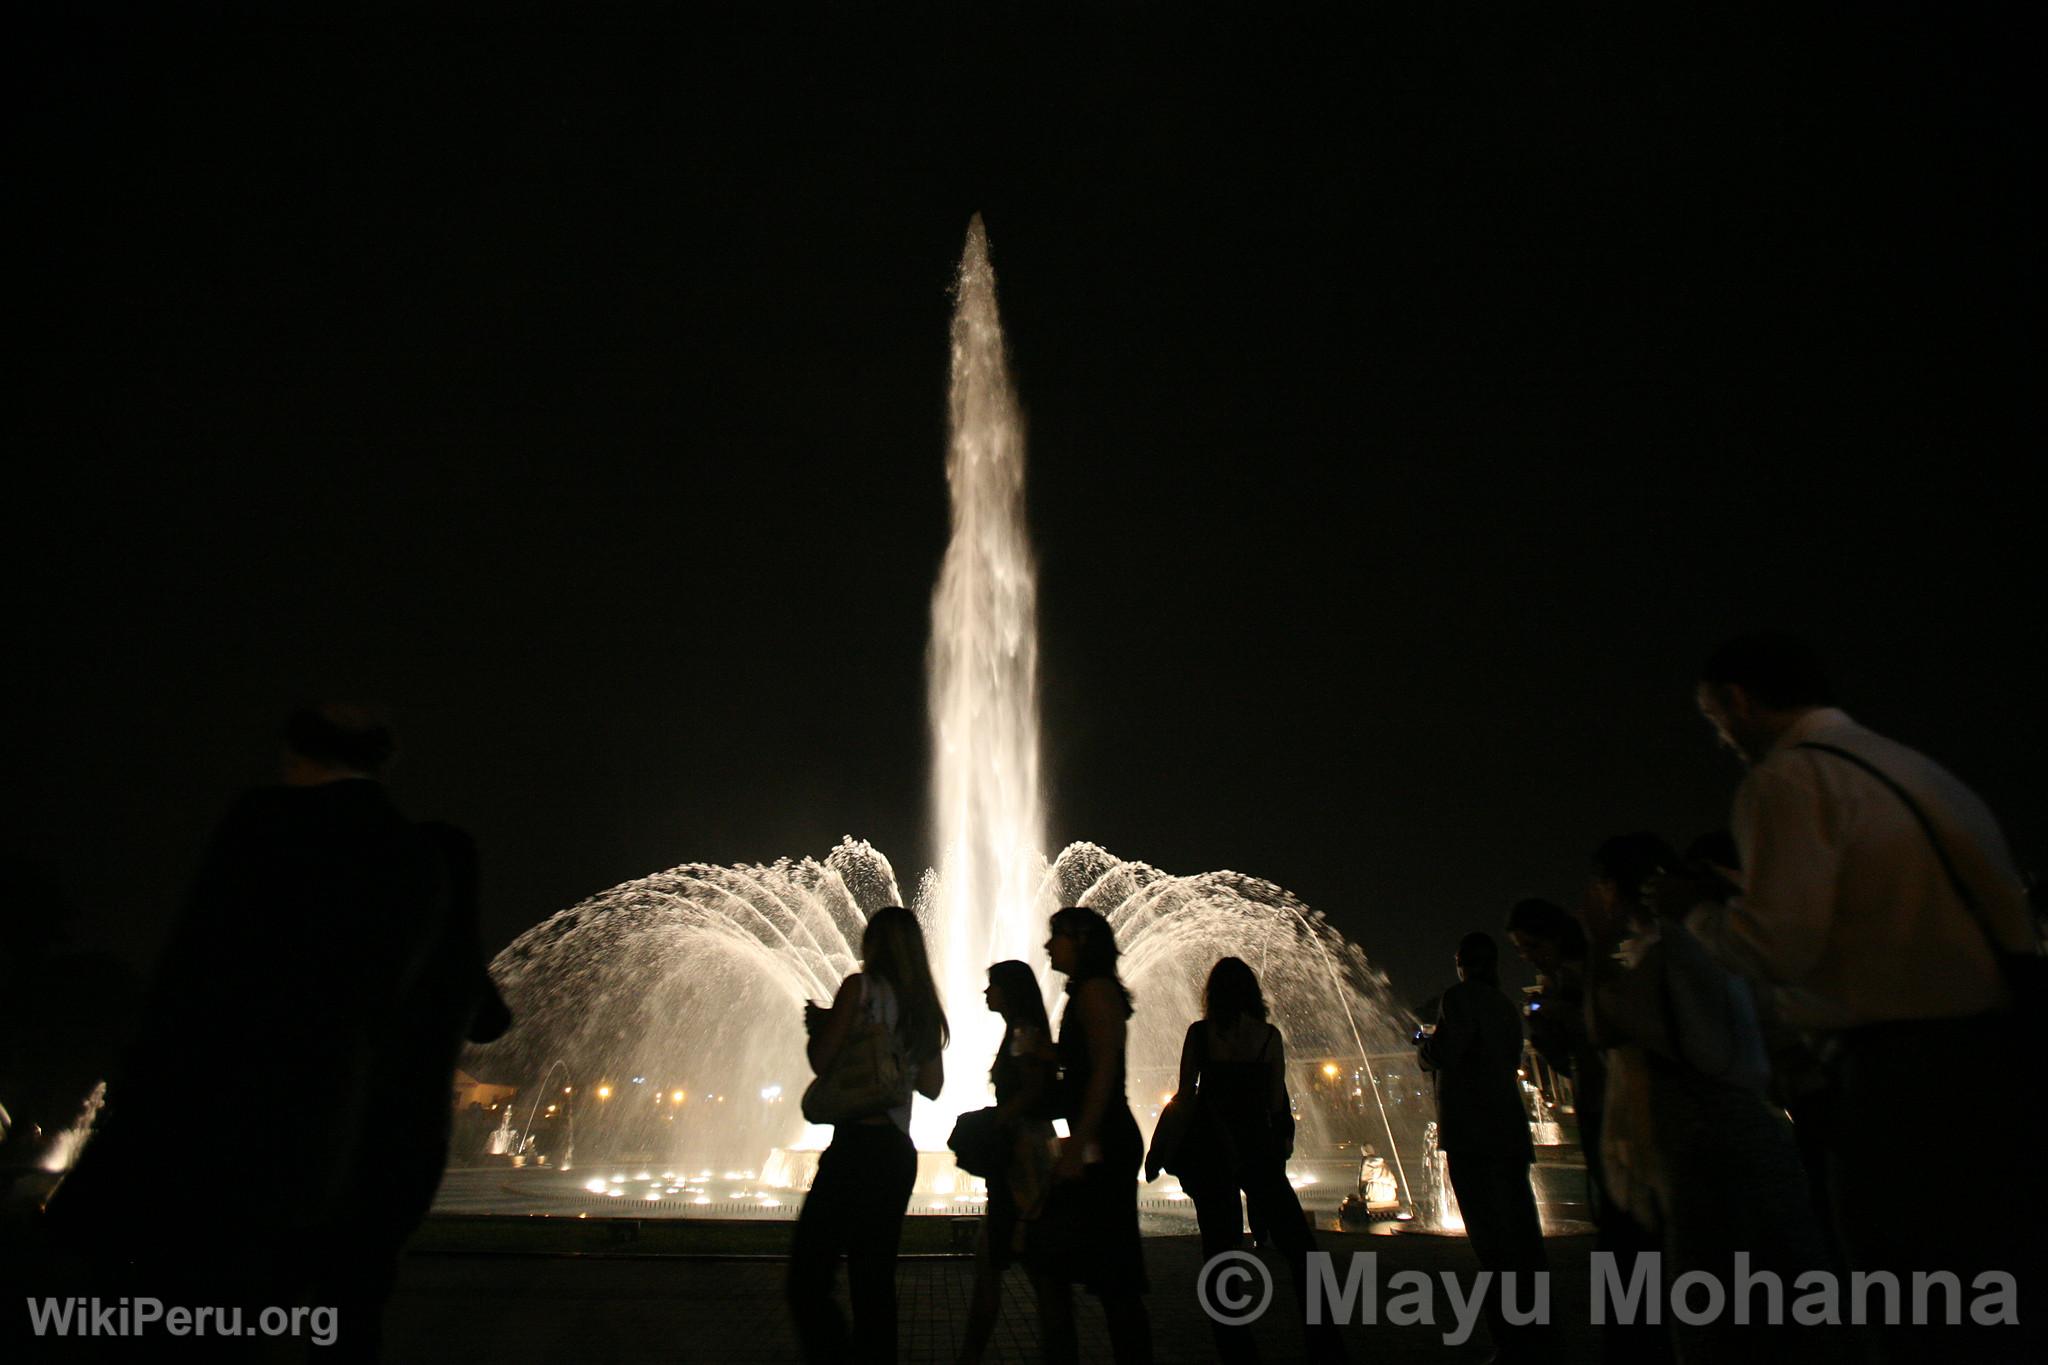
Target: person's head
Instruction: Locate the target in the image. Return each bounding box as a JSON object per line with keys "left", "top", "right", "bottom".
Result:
{"left": 984, "top": 959, "right": 1048, "bottom": 1033}
{"left": 1697, "top": 632, "right": 1835, "bottom": 765}
{"left": 282, "top": 704, "right": 396, "bottom": 785}
{"left": 1045, "top": 906, "right": 1133, "bottom": 1014}
{"left": 1589, "top": 832, "right": 1682, "bottom": 928}
{"left": 1455, "top": 932, "right": 1499, "bottom": 985}
{"left": 1503, "top": 898, "right": 1585, "bottom": 976}
{"left": 1202, "top": 956, "right": 1268, "bottom": 1029}
{"left": 860, "top": 905, "right": 949, "bottom": 1057}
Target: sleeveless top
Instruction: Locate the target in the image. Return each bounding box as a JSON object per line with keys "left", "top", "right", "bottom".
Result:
{"left": 993, "top": 1022, "right": 1052, "bottom": 1113}
{"left": 1056, "top": 991, "right": 1128, "bottom": 1107}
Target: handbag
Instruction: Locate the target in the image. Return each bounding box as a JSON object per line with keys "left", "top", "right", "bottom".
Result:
{"left": 1797, "top": 742, "right": 2046, "bottom": 1043}
{"left": 1142, "top": 1024, "right": 1250, "bottom": 1185}
{"left": 947, "top": 1106, "right": 1008, "bottom": 1178}
{"left": 800, "top": 983, "right": 910, "bottom": 1124}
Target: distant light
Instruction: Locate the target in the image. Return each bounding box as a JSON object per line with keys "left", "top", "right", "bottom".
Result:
{"left": 759, "top": 1084, "right": 782, "bottom": 1101}
{"left": 596, "top": 1085, "right": 613, "bottom": 1100}
{"left": 672, "top": 1090, "right": 687, "bottom": 1104}
{"left": 584, "top": 1179, "right": 609, "bottom": 1193}
{"left": 1321, "top": 1063, "right": 1340, "bottom": 1079}
{"left": 606, "top": 1189, "right": 623, "bottom": 1198}
{"left": 631, "top": 1077, "right": 645, "bottom": 1085}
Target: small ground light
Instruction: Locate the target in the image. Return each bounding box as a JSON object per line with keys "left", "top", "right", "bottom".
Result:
{"left": 1321, "top": 1063, "right": 1340, "bottom": 1079}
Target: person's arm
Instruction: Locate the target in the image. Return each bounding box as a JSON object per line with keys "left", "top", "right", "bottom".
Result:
{"left": 1417, "top": 989, "right": 1469, "bottom": 1073}
{"left": 1683, "top": 761, "right": 1840, "bottom": 986}
{"left": 915, "top": 1050, "right": 944, "bottom": 1101}
{"left": 1177, "top": 1020, "right": 1202, "bottom": 1095}
{"left": 1055, "top": 980, "right": 1124, "bottom": 1180}
{"left": 807, "top": 973, "right": 864, "bottom": 1074}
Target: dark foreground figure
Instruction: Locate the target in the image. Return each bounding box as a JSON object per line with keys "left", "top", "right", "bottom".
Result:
{"left": 1653, "top": 633, "right": 2047, "bottom": 1363}
{"left": 38, "top": 706, "right": 506, "bottom": 1360}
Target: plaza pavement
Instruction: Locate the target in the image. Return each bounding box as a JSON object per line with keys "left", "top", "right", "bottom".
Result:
{"left": 384, "top": 1227, "right": 1602, "bottom": 1363}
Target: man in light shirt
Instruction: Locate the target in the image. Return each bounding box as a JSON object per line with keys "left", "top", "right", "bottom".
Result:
{"left": 1650, "top": 632, "right": 2041, "bottom": 1359}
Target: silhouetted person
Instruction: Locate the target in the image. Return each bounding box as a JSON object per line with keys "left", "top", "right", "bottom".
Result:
{"left": 958, "top": 959, "right": 1057, "bottom": 1365}
{"left": 1036, "top": 906, "right": 1152, "bottom": 1365}
{"left": 788, "top": 905, "right": 947, "bottom": 1364}
{"left": 323, "top": 814, "right": 509, "bottom": 1359}
{"left": 1586, "top": 833, "right": 1831, "bottom": 1365}
{"left": 1176, "top": 956, "right": 1342, "bottom": 1364}
{"left": 1418, "top": 931, "right": 1547, "bottom": 1362}
{"left": 46, "top": 705, "right": 475, "bottom": 1355}
{"left": 1648, "top": 633, "right": 2044, "bottom": 1361}
{"left": 1504, "top": 898, "right": 1597, "bottom": 1181}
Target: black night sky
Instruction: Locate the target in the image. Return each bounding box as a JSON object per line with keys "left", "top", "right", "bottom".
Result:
{"left": 8, "top": 5, "right": 2038, "bottom": 1015}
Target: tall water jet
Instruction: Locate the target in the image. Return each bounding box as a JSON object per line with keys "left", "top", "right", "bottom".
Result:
{"left": 926, "top": 215, "right": 1046, "bottom": 1119}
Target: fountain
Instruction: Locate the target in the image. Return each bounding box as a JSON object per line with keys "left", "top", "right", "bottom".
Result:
{"left": 458, "top": 217, "right": 1433, "bottom": 1219}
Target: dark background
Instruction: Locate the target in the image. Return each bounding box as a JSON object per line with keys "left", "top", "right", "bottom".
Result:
{"left": 7, "top": 3, "right": 2038, "bottom": 1015}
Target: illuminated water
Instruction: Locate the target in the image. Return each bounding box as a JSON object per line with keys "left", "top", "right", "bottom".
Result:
{"left": 926, "top": 214, "right": 1046, "bottom": 1136}
{"left": 461, "top": 218, "right": 1433, "bottom": 1213}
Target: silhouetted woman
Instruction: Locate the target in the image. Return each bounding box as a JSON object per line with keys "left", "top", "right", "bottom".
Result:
{"left": 1177, "top": 956, "right": 1342, "bottom": 1363}
{"left": 788, "top": 905, "right": 948, "bottom": 1364}
{"left": 1036, "top": 906, "right": 1152, "bottom": 1364}
{"left": 957, "top": 959, "right": 1058, "bottom": 1365}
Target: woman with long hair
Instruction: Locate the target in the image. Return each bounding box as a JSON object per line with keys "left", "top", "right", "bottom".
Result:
{"left": 957, "top": 959, "right": 1057, "bottom": 1365}
{"left": 1177, "top": 956, "right": 1342, "bottom": 1362}
{"left": 787, "top": 905, "right": 948, "bottom": 1363}
{"left": 1036, "top": 906, "right": 1152, "bottom": 1364}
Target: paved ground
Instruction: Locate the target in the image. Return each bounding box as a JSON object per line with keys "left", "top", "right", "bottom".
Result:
{"left": 385, "top": 1229, "right": 1603, "bottom": 1363}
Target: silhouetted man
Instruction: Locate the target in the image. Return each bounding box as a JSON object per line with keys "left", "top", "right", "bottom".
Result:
{"left": 1504, "top": 899, "right": 1603, "bottom": 1230}
{"left": 49, "top": 706, "right": 504, "bottom": 1358}
{"left": 1650, "top": 633, "right": 2042, "bottom": 1360}
{"left": 1419, "top": 932, "right": 1547, "bottom": 1362}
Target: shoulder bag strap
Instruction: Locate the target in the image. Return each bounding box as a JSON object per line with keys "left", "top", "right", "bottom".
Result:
{"left": 1795, "top": 741, "right": 2005, "bottom": 957}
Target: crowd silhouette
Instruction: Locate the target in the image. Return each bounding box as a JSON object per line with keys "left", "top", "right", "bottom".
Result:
{"left": 14, "top": 632, "right": 2046, "bottom": 1362}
